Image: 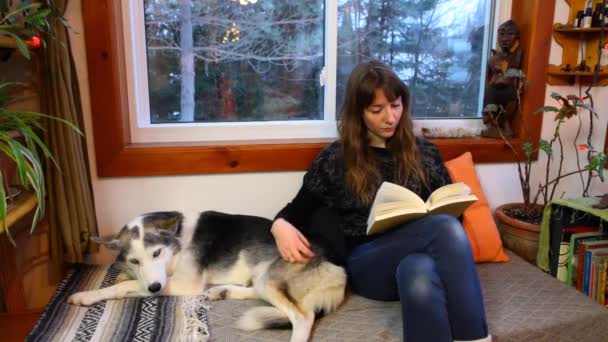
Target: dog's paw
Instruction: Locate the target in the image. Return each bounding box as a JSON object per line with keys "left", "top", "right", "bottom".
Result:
{"left": 67, "top": 291, "right": 100, "bottom": 306}
{"left": 203, "top": 286, "right": 229, "bottom": 301}
{"left": 115, "top": 272, "right": 133, "bottom": 283}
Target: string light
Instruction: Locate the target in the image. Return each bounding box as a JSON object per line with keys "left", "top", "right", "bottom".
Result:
{"left": 222, "top": 22, "right": 241, "bottom": 44}
{"left": 232, "top": 0, "right": 257, "bottom": 6}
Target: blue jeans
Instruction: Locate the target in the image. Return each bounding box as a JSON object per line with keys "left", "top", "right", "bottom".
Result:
{"left": 347, "top": 215, "right": 488, "bottom": 342}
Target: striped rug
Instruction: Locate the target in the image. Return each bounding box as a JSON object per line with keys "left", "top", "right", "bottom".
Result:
{"left": 26, "top": 264, "right": 210, "bottom": 342}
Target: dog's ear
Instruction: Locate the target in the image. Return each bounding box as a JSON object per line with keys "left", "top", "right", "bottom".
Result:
{"left": 91, "top": 225, "right": 131, "bottom": 250}
{"left": 91, "top": 235, "right": 124, "bottom": 251}
{"left": 143, "top": 211, "right": 184, "bottom": 236}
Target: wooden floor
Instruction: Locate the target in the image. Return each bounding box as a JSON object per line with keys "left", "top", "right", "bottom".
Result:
{"left": 1, "top": 217, "right": 59, "bottom": 341}
{"left": 0, "top": 310, "right": 44, "bottom": 342}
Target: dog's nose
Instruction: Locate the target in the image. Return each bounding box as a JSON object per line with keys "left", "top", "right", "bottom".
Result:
{"left": 148, "top": 282, "right": 161, "bottom": 293}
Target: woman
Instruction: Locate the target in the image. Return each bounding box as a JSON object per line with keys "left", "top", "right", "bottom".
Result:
{"left": 270, "top": 60, "right": 490, "bottom": 342}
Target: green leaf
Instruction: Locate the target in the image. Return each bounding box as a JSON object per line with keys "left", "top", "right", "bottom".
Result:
{"left": 503, "top": 68, "right": 525, "bottom": 78}
{"left": 550, "top": 92, "right": 562, "bottom": 100}
{"left": 0, "top": 172, "right": 15, "bottom": 246}
{"left": 4, "top": 31, "right": 30, "bottom": 59}
{"left": 534, "top": 106, "right": 560, "bottom": 114}
{"left": 574, "top": 101, "right": 597, "bottom": 115}
{"left": 3, "top": 2, "right": 42, "bottom": 20}
{"left": 0, "top": 82, "right": 14, "bottom": 107}
{"left": 598, "top": 153, "right": 606, "bottom": 181}
{"left": 539, "top": 139, "right": 552, "bottom": 157}
{"left": 523, "top": 142, "right": 533, "bottom": 159}
{"left": 6, "top": 138, "right": 28, "bottom": 186}
{"left": 25, "top": 9, "right": 51, "bottom": 23}
{"left": 7, "top": 110, "right": 83, "bottom": 134}
{"left": 483, "top": 104, "right": 499, "bottom": 113}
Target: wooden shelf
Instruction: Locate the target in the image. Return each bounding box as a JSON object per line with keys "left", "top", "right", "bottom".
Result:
{"left": 547, "top": 64, "right": 608, "bottom": 85}
{"left": 547, "top": 70, "right": 608, "bottom": 76}
{"left": 0, "top": 191, "right": 37, "bottom": 235}
{"left": 554, "top": 27, "right": 608, "bottom": 33}
{"left": 548, "top": 1, "right": 608, "bottom": 86}
{"left": 0, "top": 36, "right": 19, "bottom": 49}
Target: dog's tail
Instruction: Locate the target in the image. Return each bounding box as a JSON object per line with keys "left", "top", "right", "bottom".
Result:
{"left": 236, "top": 306, "right": 290, "bottom": 330}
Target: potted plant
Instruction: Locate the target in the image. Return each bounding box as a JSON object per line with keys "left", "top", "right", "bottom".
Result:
{"left": 485, "top": 86, "right": 605, "bottom": 262}
{"left": 0, "top": 1, "right": 79, "bottom": 245}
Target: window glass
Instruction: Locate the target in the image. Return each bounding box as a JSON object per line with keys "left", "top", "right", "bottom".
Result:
{"left": 337, "top": 0, "right": 492, "bottom": 118}
{"left": 144, "top": 0, "right": 325, "bottom": 123}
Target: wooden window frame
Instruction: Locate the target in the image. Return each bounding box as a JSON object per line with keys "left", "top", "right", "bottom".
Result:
{"left": 82, "top": 0, "right": 554, "bottom": 177}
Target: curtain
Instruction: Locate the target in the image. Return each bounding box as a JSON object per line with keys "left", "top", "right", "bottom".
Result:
{"left": 41, "top": 0, "right": 98, "bottom": 269}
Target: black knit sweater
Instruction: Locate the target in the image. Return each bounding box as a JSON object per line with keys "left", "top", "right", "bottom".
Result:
{"left": 275, "top": 137, "right": 452, "bottom": 239}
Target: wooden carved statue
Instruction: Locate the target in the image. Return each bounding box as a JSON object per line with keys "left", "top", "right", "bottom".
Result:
{"left": 481, "top": 20, "right": 523, "bottom": 138}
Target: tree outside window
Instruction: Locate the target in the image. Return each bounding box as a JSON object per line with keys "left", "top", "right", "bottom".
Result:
{"left": 143, "top": 0, "right": 491, "bottom": 123}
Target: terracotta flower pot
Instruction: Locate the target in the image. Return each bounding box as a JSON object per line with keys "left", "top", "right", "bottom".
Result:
{"left": 495, "top": 203, "right": 542, "bottom": 264}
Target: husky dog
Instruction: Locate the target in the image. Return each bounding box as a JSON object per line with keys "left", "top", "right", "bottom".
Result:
{"left": 68, "top": 211, "right": 347, "bottom": 342}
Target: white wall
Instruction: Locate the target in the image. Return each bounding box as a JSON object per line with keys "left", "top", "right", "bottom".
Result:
{"left": 66, "top": 1, "right": 606, "bottom": 263}
{"left": 532, "top": 0, "right": 608, "bottom": 201}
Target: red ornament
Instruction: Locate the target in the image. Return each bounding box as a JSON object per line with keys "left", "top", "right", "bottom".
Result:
{"left": 26, "top": 36, "right": 41, "bottom": 49}
{"left": 604, "top": 43, "right": 608, "bottom": 50}
{"left": 577, "top": 145, "right": 588, "bottom": 151}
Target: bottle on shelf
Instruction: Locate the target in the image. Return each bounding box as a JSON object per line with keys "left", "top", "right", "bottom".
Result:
{"left": 576, "top": 10, "right": 585, "bottom": 27}
{"left": 592, "top": 3, "right": 604, "bottom": 27}
{"left": 601, "top": 43, "right": 608, "bottom": 67}
{"left": 582, "top": 5, "right": 593, "bottom": 28}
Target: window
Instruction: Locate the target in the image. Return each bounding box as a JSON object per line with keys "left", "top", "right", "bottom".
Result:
{"left": 127, "top": 0, "right": 497, "bottom": 143}
{"left": 83, "top": 0, "right": 550, "bottom": 176}
{"left": 336, "top": 0, "right": 495, "bottom": 119}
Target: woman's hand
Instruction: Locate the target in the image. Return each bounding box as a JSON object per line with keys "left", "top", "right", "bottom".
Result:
{"left": 271, "top": 218, "right": 315, "bottom": 264}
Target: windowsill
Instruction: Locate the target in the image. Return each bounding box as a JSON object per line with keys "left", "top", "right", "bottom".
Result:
{"left": 96, "top": 136, "right": 529, "bottom": 177}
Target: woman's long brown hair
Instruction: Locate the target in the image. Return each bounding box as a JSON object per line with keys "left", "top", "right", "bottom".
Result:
{"left": 338, "top": 60, "right": 429, "bottom": 205}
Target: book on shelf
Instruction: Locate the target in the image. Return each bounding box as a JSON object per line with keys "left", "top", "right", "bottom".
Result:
{"left": 591, "top": 254, "right": 608, "bottom": 301}
{"left": 558, "top": 227, "right": 598, "bottom": 283}
{"left": 366, "top": 181, "right": 478, "bottom": 235}
{"left": 595, "top": 256, "right": 608, "bottom": 305}
{"left": 576, "top": 238, "right": 608, "bottom": 291}
{"left": 566, "top": 231, "right": 606, "bottom": 286}
{"left": 583, "top": 247, "right": 608, "bottom": 295}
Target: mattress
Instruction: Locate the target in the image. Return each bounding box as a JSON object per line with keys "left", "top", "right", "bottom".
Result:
{"left": 28, "top": 250, "right": 608, "bottom": 341}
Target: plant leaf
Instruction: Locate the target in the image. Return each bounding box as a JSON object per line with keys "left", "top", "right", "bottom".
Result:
{"left": 0, "top": 171, "right": 15, "bottom": 246}
{"left": 25, "top": 9, "right": 51, "bottom": 23}
{"left": 574, "top": 101, "right": 598, "bottom": 115}
{"left": 523, "top": 142, "right": 533, "bottom": 159}
{"left": 503, "top": 68, "right": 526, "bottom": 78}
{"left": 539, "top": 139, "right": 552, "bottom": 157}
{"left": 3, "top": 31, "right": 30, "bottom": 59}
{"left": 593, "top": 152, "right": 606, "bottom": 181}
{"left": 6, "top": 138, "right": 28, "bottom": 186}
{"left": 2, "top": 2, "right": 42, "bottom": 21}
{"left": 534, "top": 106, "right": 560, "bottom": 114}
{"left": 7, "top": 110, "right": 83, "bottom": 134}
{"left": 566, "top": 95, "right": 580, "bottom": 101}
{"left": 483, "top": 104, "right": 499, "bottom": 113}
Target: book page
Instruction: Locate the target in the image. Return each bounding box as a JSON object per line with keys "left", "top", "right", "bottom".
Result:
{"left": 373, "top": 182, "right": 425, "bottom": 206}
{"left": 425, "top": 182, "right": 472, "bottom": 208}
{"left": 427, "top": 195, "right": 478, "bottom": 216}
{"left": 374, "top": 201, "right": 421, "bottom": 216}
{"left": 367, "top": 182, "right": 426, "bottom": 231}
{"left": 367, "top": 209, "right": 427, "bottom": 235}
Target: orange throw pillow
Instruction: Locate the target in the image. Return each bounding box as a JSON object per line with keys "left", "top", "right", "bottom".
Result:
{"left": 444, "top": 152, "right": 510, "bottom": 263}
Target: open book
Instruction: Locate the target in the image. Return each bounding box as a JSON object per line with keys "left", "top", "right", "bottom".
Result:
{"left": 366, "top": 181, "right": 478, "bottom": 235}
